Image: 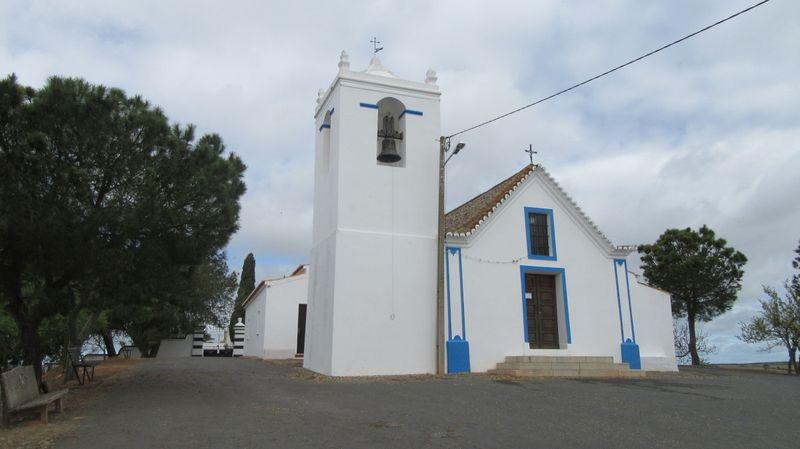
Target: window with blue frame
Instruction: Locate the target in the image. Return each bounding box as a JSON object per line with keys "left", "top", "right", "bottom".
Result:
{"left": 524, "top": 207, "right": 557, "bottom": 260}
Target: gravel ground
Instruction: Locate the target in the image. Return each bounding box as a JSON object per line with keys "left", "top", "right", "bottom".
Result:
{"left": 52, "top": 357, "right": 799, "bottom": 449}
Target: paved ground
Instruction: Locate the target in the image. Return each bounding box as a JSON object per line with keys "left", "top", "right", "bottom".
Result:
{"left": 53, "top": 357, "right": 799, "bottom": 449}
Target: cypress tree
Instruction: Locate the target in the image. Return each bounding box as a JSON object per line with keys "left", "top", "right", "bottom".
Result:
{"left": 230, "top": 253, "right": 256, "bottom": 340}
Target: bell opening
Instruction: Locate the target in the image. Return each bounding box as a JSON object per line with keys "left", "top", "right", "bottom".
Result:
{"left": 375, "top": 98, "right": 406, "bottom": 167}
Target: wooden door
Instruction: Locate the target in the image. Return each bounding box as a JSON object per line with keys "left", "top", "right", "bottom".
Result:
{"left": 296, "top": 304, "right": 307, "bottom": 355}
{"left": 525, "top": 274, "right": 559, "bottom": 349}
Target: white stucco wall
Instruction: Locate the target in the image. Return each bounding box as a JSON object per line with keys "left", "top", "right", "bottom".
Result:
{"left": 305, "top": 60, "right": 441, "bottom": 376}
{"left": 448, "top": 171, "right": 677, "bottom": 373}
{"left": 244, "top": 271, "right": 309, "bottom": 359}
{"left": 263, "top": 273, "right": 309, "bottom": 359}
{"left": 156, "top": 335, "right": 193, "bottom": 358}
{"left": 628, "top": 274, "right": 678, "bottom": 371}
{"left": 243, "top": 287, "right": 267, "bottom": 358}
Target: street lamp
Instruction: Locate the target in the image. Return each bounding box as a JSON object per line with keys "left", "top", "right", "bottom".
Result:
{"left": 436, "top": 137, "right": 466, "bottom": 376}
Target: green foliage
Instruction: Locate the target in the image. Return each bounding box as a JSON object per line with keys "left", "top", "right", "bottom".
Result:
{"left": 0, "top": 307, "right": 21, "bottom": 370}
{"left": 639, "top": 225, "right": 747, "bottom": 321}
{"left": 0, "top": 74, "right": 245, "bottom": 372}
{"left": 639, "top": 225, "right": 746, "bottom": 365}
{"left": 230, "top": 253, "right": 255, "bottom": 340}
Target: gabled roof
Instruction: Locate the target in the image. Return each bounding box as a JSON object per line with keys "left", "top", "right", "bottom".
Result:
{"left": 445, "top": 164, "right": 631, "bottom": 257}
{"left": 445, "top": 165, "right": 534, "bottom": 235}
{"left": 242, "top": 264, "right": 309, "bottom": 309}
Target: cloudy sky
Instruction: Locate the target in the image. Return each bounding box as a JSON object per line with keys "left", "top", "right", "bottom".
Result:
{"left": 2, "top": 0, "right": 798, "bottom": 363}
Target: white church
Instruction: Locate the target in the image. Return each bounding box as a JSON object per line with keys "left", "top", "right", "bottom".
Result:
{"left": 248, "top": 51, "right": 677, "bottom": 377}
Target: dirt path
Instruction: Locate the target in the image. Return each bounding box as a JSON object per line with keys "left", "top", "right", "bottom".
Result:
{"left": 0, "top": 358, "right": 141, "bottom": 449}
{"left": 35, "top": 357, "right": 800, "bottom": 448}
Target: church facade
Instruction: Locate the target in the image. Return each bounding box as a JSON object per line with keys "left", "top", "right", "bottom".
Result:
{"left": 304, "top": 52, "right": 677, "bottom": 376}
{"left": 443, "top": 165, "right": 677, "bottom": 373}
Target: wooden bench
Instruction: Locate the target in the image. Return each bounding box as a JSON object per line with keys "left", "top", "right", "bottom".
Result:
{"left": 1, "top": 365, "right": 68, "bottom": 425}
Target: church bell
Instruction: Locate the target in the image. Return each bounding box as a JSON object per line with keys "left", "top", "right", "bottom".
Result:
{"left": 377, "top": 114, "right": 403, "bottom": 163}
{"left": 378, "top": 139, "right": 401, "bottom": 163}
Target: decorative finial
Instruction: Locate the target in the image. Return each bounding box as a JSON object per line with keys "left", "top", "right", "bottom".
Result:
{"left": 370, "top": 37, "right": 383, "bottom": 54}
{"left": 425, "top": 69, "right": 438, "bottom": 85}
{"left": 316, "top": 89, "right": 325, "bottom": 105}
{"left": 338, "top": 50, "right": 350, "bottom": 73}
{"left": 525, "top": 144, "right": 538, "bottom": 165}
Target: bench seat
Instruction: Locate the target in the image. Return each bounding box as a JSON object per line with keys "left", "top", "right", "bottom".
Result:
{"left": 9, "top": 389, "right": 68, "bottom": 413}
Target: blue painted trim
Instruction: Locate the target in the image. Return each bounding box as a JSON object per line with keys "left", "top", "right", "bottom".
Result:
{"left": 399, "top": 109, "right": 423, "bottom": 119}
{"left": 622, "top": 259, "right": 636, "bottom": 343}
{"left": 446, "top": 336, "right": 471, "bottom": 374}
{"left": 445, "top": 247, "right": 454, "bottom": 340}
{"left": 359, "top": 102, "right": 379, "bottom": 109}
{"left": 519, "top": 265, "right": 572, "bottom": 344}
{"left": 329, "top": 107, "right": 334, "bottom": 116}
{"left": 318, "top": 123, "right": 330, "bottom": 132}
{"left": 621, "top": 339, "right": 641, "bottom": 370}
{"left": 523, "top": 207, "right": 557, "bottom": 261}
{"left": 457, "top": 248, "right": 466, "bottom": 340}
{"left": 613, "top": 259, "right": 626, "bottom": 342}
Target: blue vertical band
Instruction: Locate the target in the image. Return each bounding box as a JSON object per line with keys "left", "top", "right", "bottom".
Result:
{"left": 613, "top": 259, "right": 625, "bottom": 342}
{"left": 622, "top": 259, "right": 636, "bottom": 343}
{"left": 445, "top": 248, "right": 453, "bottom": 340}
{"left": 457, "top": 248, "right": 466, "bottom": 340}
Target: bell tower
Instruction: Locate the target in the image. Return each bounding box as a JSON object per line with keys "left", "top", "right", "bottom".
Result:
{"left": 304, "top": 51, "right": 441, "bottom": 376}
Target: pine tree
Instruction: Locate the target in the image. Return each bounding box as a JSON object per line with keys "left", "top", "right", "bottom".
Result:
{"left": 639, "top": 225, "right": 747, "bottom": 366}
{"left": 230, "top": 253, "right": 256, "bottom": 340}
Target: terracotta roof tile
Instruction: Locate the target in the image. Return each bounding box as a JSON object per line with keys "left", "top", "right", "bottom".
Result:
{"left": 445, "top": 164, "right": 534, "bottom": 235}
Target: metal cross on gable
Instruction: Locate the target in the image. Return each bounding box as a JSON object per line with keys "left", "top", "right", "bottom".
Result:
{"left": 525, "top": 144, "right": 538, "bottom": 165}
{"left": 370, "top": 37, "right": 384, "bottom": 54}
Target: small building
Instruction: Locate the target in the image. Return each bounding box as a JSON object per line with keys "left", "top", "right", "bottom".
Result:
{"left": 242, "top": 265, "right": 309, "bottom": 359}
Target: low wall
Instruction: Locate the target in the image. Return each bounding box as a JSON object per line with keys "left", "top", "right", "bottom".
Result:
{"left": 156, "top": 335, "right": 193, "bottom": 358}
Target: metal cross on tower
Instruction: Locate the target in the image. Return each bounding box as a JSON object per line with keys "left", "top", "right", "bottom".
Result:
{"left": 525, "top": 144, "right": 538, "bottom": 165}
{"left": 370, "top": 37, "right": 384, "bottom": 54}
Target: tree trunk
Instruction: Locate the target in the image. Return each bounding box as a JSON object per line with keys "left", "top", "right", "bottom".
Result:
{"left": 20, "top": 322, "right": 46, "bottom": 391}
{"left": 687, "top": 311, "right": 701, "bottom": 366}
{"left": 101, "top": 328, "right": 117, "bottom": 357}
{"left": 790, "top": 348, "right": 798, "bottom": 376}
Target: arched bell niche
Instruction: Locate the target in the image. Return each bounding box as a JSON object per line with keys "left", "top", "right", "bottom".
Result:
{"left": 320, "top": 109, "right": 332, "bottom": 172}
{"left": 376, "top": 97, "right": 406, "bottom": 167}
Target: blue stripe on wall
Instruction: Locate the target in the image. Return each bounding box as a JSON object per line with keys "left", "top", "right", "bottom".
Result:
{"left": 399, "top": 109, "right": 423, "bottom": 118}
{"left": 622, "top": 259, "right": 636, "bottom": 343}
{"left": 359, "top": 102, "right": 379, "bottom": 109}
{"left": 613, "top": 259, "right": 626, "bottom": 342}
{"left": 445, "top": 247, "right": 467, "bottom": 340}
{"left": 445, "top": 247, "right": 454, "bottom": 340}
{"left": 457, "top": 248, "right": 467, "bottom": 340}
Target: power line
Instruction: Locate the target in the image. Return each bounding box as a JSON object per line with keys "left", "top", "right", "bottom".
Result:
{"left": 447, "top": 0, "right": 772, "bottom": 139}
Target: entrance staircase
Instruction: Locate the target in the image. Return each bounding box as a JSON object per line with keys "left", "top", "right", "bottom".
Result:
{"left": 488, "top": 356, "right": 645, "bottom": 378}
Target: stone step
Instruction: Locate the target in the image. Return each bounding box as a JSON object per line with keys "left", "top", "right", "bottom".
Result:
{"left": 488, "top": 368, "right": 646, "bottom": 379}
{"left": 490, "top": 355, "right": 644, "bottom": 379}
{"left": 496, "top": 361, "right": 628, "bottom": 371}
{"left": 506, "top": 355, "right": 614, "bottom": 364}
